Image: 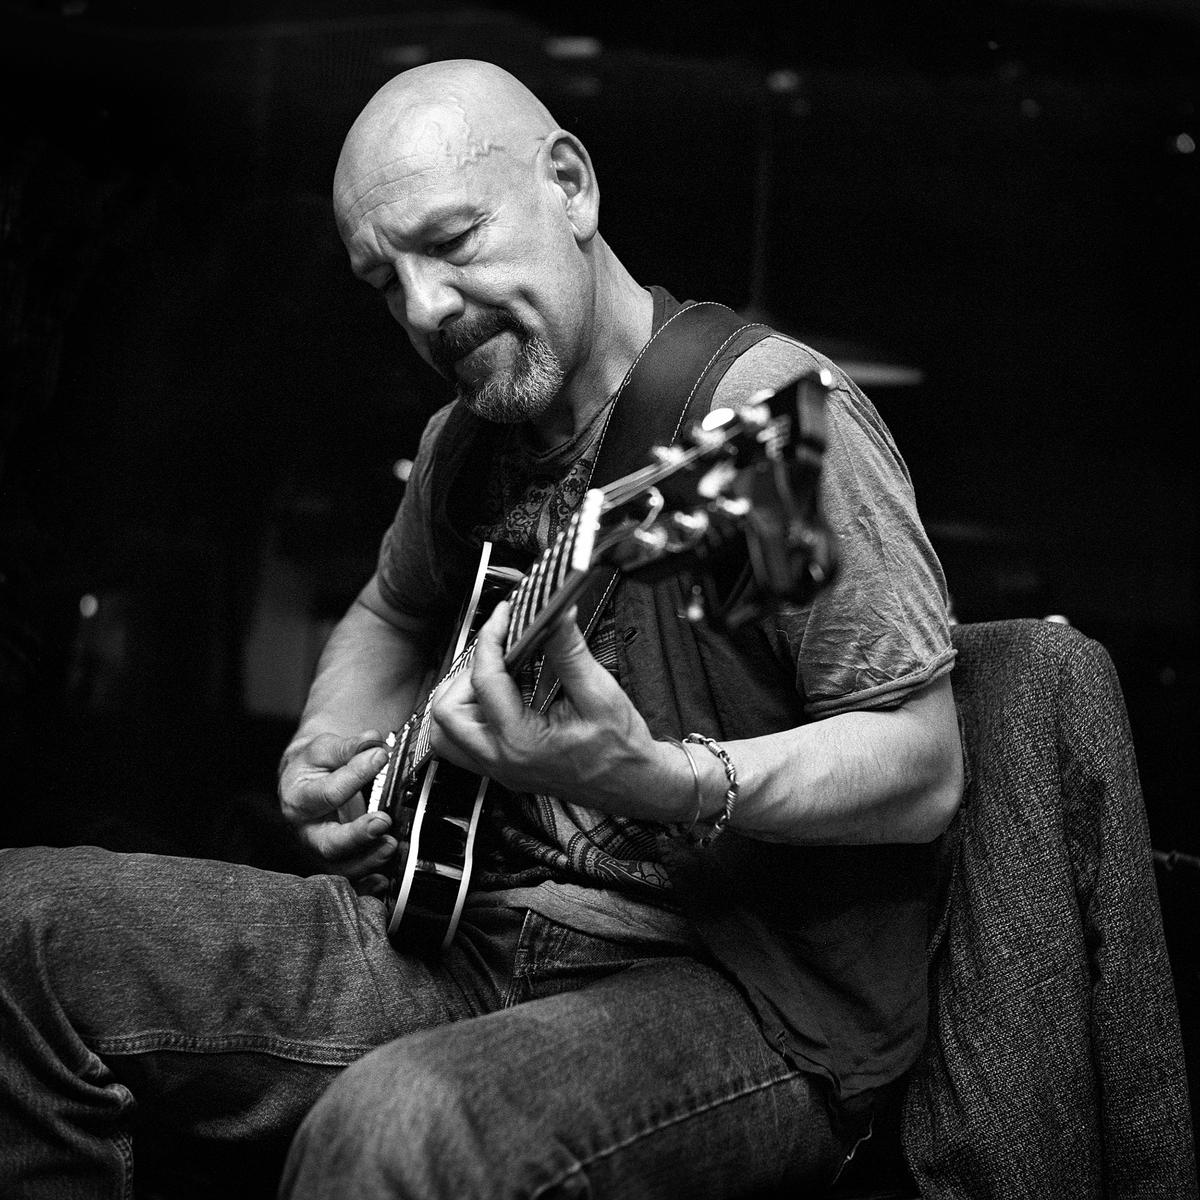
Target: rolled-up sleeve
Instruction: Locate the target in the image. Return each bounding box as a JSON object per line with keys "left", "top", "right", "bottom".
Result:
{"left": 766, "top": 369, "right": 955, "bottom": 717}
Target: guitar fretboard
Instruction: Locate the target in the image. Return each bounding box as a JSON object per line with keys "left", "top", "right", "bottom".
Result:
{"left": 405, "top": 490, "right": 603, "bottom": 770}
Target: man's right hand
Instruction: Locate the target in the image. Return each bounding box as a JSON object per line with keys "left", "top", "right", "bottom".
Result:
{"left": 278, "top": 730, "right": 397, "bottom": 891}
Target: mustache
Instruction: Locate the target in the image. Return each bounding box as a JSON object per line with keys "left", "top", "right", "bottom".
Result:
{"left": 430, "top": 310, "right": 523, "bottom": 374}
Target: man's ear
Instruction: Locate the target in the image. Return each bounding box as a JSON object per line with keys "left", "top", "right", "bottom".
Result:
{"left": 546, "top": 132, "right": 599, "bottom": 243}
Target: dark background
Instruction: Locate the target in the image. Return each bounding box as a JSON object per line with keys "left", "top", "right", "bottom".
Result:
{"left": 2, "top": 0, "right": 1197, "bottom": 1144}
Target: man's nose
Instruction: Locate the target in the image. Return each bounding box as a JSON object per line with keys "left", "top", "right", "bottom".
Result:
{"left": 391, "top": 260, "right": 463, "bottom": 336}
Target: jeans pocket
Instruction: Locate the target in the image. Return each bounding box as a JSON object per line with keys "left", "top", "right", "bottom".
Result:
{"left": 506, "top": 913, "right": 663, "bottom": 1008}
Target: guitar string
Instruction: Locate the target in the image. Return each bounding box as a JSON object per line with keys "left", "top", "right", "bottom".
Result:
{"left": 512, "top": 548, "right": 540, "bottom": 644}
{"left": 553, "top": 518, "right": 573, "bottom": 592}
{"left": 532, "top": 534, "right": 559, "bottom": 618}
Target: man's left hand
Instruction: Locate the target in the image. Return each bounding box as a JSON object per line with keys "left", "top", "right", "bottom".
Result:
{"left": 428, "top": 600, "right": 690, "bottom": 822}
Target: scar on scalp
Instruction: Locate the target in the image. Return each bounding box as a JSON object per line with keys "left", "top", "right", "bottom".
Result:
{"left": 409, "top": 99, "right": 509, "bottom": 168}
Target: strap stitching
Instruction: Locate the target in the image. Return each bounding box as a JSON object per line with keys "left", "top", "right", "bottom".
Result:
{"left": 671, "top": 322, "right": 770, "bottom": 442}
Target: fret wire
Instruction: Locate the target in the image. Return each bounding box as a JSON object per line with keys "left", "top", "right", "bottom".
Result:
{"left": 503, "top": 588, "right": 521, "bottom": 656}
{"left": 413, "top": 641, "right": 474, "bottom": 764}
{"left": 515, "top": 558, "right": 542, "bottom": 640}
{"left": 533, "top": 550, "right": 554, "bottom": 617}
{"left": 507, "top": 572, "right": 534, "bottom": 644}
{"left": 553, "top": 518, "right": 574, "bottom": 589}
{"left": 414, "top": 703, "right": 432, "bottom": 763}
{"left": 535, "top": 533, "right": 563, "bottom": 614}
{"left": 536, "top": 510, "right": 568, "bottom": 597}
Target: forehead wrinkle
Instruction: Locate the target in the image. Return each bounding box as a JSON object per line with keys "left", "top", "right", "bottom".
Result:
{"left": 337, "top": 146, "right": 519, "bottom": 244}
{"left": 336, "top": 157, "right": 445, "bottom": 238}
{"left": 342, "top": 180, "right": 487, "bottom": 279}
{"left": 343, "top": 197, "right": 478, "bottom": 276}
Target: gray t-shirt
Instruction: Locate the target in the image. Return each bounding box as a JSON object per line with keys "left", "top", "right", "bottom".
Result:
{"left": 374, "top": 330, "right": 954, "bottom": 935}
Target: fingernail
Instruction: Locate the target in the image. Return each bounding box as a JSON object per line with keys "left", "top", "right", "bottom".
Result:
{"left": 367, "top": 814, "right": 391, "bottom": 835}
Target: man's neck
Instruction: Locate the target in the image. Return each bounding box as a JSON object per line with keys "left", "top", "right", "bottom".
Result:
{"left": 525, "top": 270, "right": 653, "bottom": 452}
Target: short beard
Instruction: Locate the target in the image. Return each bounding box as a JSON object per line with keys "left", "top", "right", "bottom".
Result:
{"left": 457, "top": 333, "right": 564, "bottom": 424}
{"left": 432, "top": 309, "right": 564, "bottom": 425}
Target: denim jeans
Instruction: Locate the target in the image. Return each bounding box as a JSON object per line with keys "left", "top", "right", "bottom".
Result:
{"left": 0, "top": 845, "right": 852, "bottom": 1199}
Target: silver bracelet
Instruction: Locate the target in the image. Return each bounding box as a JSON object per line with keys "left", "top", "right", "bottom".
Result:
{"left": 682, "top": 733, "right": 739, "bottom": 847}
{"left": 665, "top": 737, "right": 703, "bottom": 834}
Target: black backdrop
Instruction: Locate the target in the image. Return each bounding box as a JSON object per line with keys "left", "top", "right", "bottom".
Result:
{"left": 2, "top": 0, "right": 1197, "bottom": 1112}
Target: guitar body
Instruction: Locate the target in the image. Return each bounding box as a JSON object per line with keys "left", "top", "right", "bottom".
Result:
{"left": 372, "top": 543, "right": 520, "bottom": 956}
{"left": 385, "top": 750, "right": 491, "bottom": 957}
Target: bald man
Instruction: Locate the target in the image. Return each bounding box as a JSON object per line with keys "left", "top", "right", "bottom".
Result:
{"left": 0, "top": 60, "right": 961, "bottom": 1199}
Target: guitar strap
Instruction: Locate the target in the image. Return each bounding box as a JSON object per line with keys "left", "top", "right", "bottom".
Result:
{"left": 527, "top": 293, "right": 771, "bottom": 711}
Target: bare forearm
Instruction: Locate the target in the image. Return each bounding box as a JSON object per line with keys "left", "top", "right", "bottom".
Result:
{"left": 436, "top": 602, "right": 963, "bottom": 846}
{"left": 275, "top": 574, "right": 437, "bottom": 875}
{"left": 685, "top": 675, "right": 963, "bottom": 845}
{"left": 287, "top": 589, "right": 434, "bottom": 757}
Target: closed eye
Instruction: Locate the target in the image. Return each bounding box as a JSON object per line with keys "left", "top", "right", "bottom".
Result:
{"left": 364, "top": 223, "right": 478, "bottom": 295}
{"left": 431, "top": 226, "right": 477, "bottom": 258}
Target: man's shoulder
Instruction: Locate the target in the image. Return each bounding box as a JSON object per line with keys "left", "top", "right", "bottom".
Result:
{"left": 713, "top": 332, "right": 849, "bottom": 409}
{"left": 419, "top": 398, "right": 461, "bottom": 447}
{"left": 411, "top": 398, "right": 506, "bottom": 483}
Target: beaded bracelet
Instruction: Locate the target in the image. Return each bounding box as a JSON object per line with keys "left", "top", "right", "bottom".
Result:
{"left": 682, "top": 733, "right": 740, "bottom": 847}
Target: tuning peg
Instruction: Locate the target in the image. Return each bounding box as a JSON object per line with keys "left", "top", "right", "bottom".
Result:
{"left": 684, "top": 584, "right": 706, "bottom": 623}
{"left": 711, "top": 496, "right": 752, "bottom": 518}
{"left": 730, "top": 398, "right": 771, "bottom": 429}
{"left": 699, "top": 406, "right": 738, "bottom": 432}
{"left": 670, "top": 510, "right": 711, "bottom": 537}
{"left": 631, "top": 527, "right": 671, "bottom": 556}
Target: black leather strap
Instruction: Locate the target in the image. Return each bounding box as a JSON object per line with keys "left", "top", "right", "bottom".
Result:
{"left": 529, "top": 300, "right": 770, "bottom": 710}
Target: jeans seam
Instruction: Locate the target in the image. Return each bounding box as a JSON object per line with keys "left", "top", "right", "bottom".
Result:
{"left": 93, "top": 1029, "right": 376, "bottom": 1066}
{"left": 502, "top": 909, "right": 540, "bottom": 1008}
{"left": 116, "top": 1126, "right": 134, "bottom": 1200}
{"left": 504, "top": 910, "right": 574, "bottom": 1008}
{"left": 335, "top": 882, "right": 395, "bottom": 1029}
{"left": 530, "top": 1067, "right": 807, "bottom": 1197}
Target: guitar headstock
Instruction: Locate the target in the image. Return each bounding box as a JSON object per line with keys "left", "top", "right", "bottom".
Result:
{"left": 499, "top": 369, "right": 839, "bottom": 671}
{"left": 595, "top": 368, "right": 839, "bottom": 628}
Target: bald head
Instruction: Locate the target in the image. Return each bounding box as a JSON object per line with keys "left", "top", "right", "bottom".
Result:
{"left": 331, "top": 59, "right": 649, "bottom": 439}
{"left": 334, "top": 60, "right": 559, "bottom": 234}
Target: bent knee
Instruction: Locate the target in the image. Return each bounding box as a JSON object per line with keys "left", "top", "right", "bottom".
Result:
{"left": 283, "top": 1034, "right": 585, "bottom": 1200}
{"left": 1, "top": 845, "right": 82, "bottom": 938}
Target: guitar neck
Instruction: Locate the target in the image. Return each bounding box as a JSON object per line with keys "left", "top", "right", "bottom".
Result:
{"left": 499, "top": 487, "right": 607, "bottom": 672}
{"left": 400, "top": 489, "right": 607, "bottom": 775}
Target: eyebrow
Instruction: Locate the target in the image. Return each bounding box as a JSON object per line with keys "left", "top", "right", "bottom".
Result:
{"left": 412, "top": 202, "right": 479, "bottom": 233}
